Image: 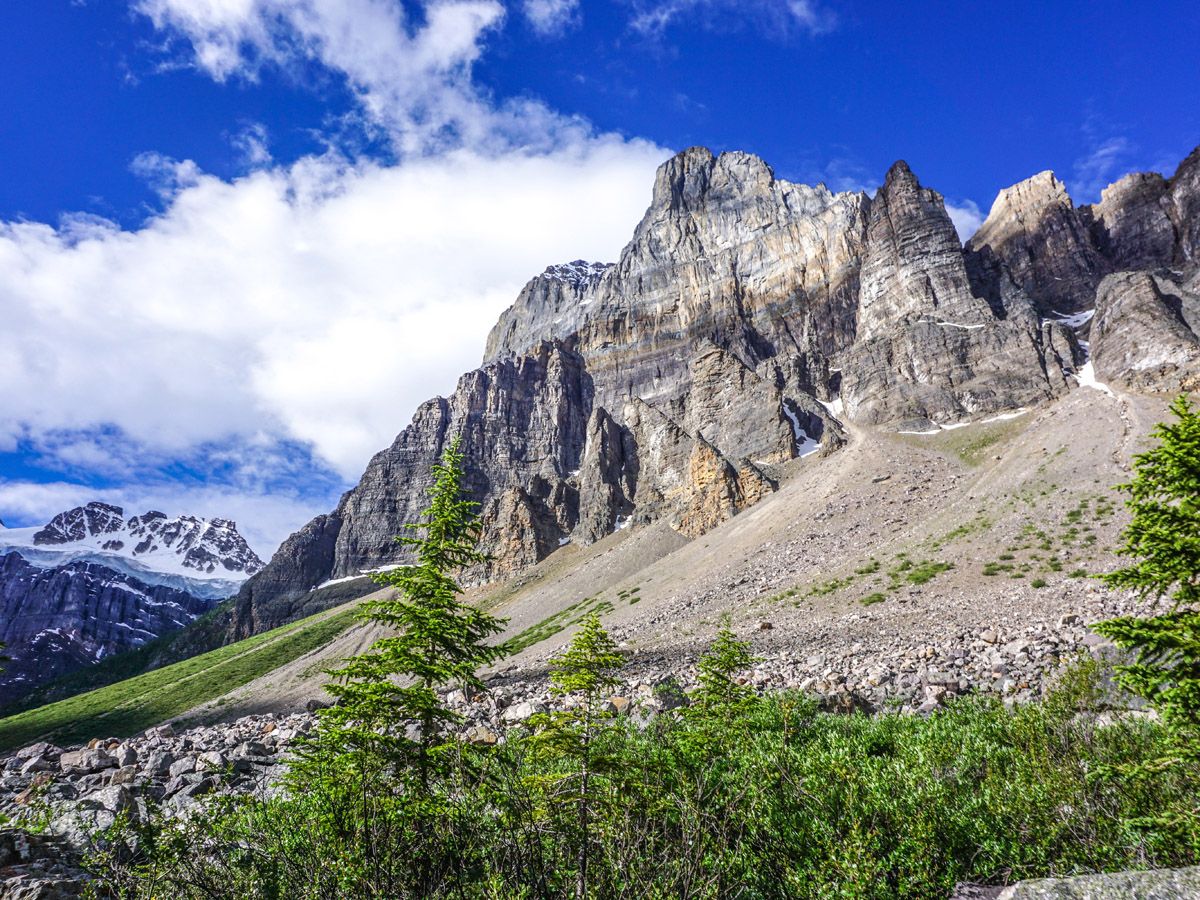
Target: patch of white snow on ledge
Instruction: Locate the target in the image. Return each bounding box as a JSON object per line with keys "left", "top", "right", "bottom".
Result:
{"left": 1050, "top": 308, "right": 1096, "bottom": 329}
{"left": 782, "top": 401, "right": 822, "bottom": 457}
{"left": 982, "top": 408, "right": 1029, "bottom": 423}
{"left": 1075, "top": 362, "right": 1115, "bottom": 397}
{"left": 819, "top": 397, "right": 845, "bottom": 417}
{"left": 936, "top": 320, "right": 986, "bottom": 330}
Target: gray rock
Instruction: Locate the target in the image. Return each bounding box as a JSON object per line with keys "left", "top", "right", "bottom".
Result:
{"left": 994, "top": 864, "right": 1200, "bottom": 898}
{"left": 1091, "top": 270, "right": 1200, "bottom": 394}
{"left": 58, "top": 750, "right": 114, "bottom": 776}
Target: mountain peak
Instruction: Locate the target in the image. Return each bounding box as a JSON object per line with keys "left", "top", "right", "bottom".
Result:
{"left": 9, "top": 503, "right": 264, "bottom": 580}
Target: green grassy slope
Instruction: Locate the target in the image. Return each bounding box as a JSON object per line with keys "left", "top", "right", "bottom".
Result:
{"left": 0, "top": 602, "right": 363, "bottom": 753}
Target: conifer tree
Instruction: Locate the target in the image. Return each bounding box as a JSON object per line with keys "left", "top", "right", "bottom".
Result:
{"left": 1094, "top": 395, "right": 1200, "bottom": 830}
{"left": 529, "top": 612, "right": 624, "bottom": 899}
{"left": 315, "top": 436, "right": 508, "bottom": 786}
{"left": 690, "top": 617, "right": 757, "bottom": 721}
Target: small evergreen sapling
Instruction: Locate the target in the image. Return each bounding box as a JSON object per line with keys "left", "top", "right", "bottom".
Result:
{"left": 690, "top": 618, "right": 758, "bottom": 720}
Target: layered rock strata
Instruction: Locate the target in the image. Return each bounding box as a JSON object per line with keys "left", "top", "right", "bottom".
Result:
{"left": 233, "top": 143, "right": 1200, "bottom": 639}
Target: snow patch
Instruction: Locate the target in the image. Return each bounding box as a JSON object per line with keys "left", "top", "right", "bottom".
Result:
{"left": 782, "top": 401, "right": 822, "bottom": 458}
{"left": 1050, "top": 308, "right": 1095, "bottom": 329}
{"left": 819, "top": 397, "right": 845, "bottom": 417}
{"left": 936, "top": 320, "right": 986, "bottom": 330}
{"left": 981, "top": 408, "right": 1029, "bottom": 424}
{"left": 1074, "top": 361, "right": 1115, "bottom": 397}
{"left": 315, "top": 563, "right": 408, "bottom": 591}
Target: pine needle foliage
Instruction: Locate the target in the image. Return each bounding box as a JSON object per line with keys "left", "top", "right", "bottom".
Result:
{"left": 1093, "top": 394, "right": 1200, "bottom": 841}
{"left": 527, "top": 613, "right": 624, "bottom": 899}
{"left": 311, "top": 436, "right": 508, "bottom": 779}
{"left": 690, "top": 618, "right": 758, "bottom": 720}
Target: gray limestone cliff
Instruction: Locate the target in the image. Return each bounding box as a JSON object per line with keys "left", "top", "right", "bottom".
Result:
{"left": 232, "top": 142, "right": 1200, "bottom": 640}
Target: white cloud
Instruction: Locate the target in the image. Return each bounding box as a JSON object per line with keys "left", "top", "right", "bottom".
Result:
{"left": 629, "top": 0, "right": 836, "bottom": 38}
{"left": 0, "top": 140, "right": 665, "bottom": 483}
{"left": 1070, "top": 135, "right": 1135, "bottom": 203}
{"left": 232, "top": 122, "right": 272, "bottom": 166}
{"left": 523, "top": 0, "right": 580, "bottom": 36}
{"left": 945, "top": 198, "right": 984, "bottom": 243}
{"left": 134, "top": 0, "right": 597, "bottom": 155}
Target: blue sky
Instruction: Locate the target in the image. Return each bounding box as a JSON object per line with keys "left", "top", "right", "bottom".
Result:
{"left": 0, "top": 0, "right": 1197, "bottom": 554}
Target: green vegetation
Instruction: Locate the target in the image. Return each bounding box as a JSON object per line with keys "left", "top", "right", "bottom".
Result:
{"left": 900, "top": 559, "right": 955, "bottom": 585}
{"left": 0, "top": 603, "right": 362, "bottom": 752}
{"left": 1093, "top": 395, "right": 1200, "bottom": 836}
{"left": 808, "top": 575, "right": 856, "bottom": 597}
{"left": 506, "top": 596, "right": 615, "bottom": 654}
{"left": 91, "top": 659, "right": 1199, "bottom": 898}
{"left": 306, "top": 437, "right": 509, "bottom": 790}
{"left": 860, "top": 592, "right": 887, "bottom": 606}
{"left": 928, "top": 514, "right": 992, "bottom": 550}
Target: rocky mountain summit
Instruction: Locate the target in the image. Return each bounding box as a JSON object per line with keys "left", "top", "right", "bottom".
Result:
{"left": 232, "top": 143, "right": 1200, "bottom": 641}
{"left": 4, "top": 502, "right": 264, "bottom": 585}
{"left": 0, "top": 505, "right": 263, "bottom": 707}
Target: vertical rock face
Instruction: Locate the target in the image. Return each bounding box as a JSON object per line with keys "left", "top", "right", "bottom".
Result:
{"left": 1088, "top": 172, "right": 1177, "bottom": 270}
{"left": 0, "top": 552, "right": 217, "bottom": 706}
{"left": 966, "top": 172, "right": 1109, "bottom": 317}
{"left": 1091, "top": 270, "right": 1200, "bottom": 393}
{"left": 841, "top": 162, "right": 1073, "bottom": 425}
{"left": 856, "top": 162, "right": 993, "bottom": 340}
{"left": 483, "top": 261, "right": 610, "bottom": 363}
{"left": 486, "top": 147, "right": 870, "bottom": 406}
{"left": 235, "top": 142, "right": 1200, "bottom": 640}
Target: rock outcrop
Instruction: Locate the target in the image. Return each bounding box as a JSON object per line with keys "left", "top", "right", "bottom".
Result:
{"left": 233, "top": 143, "right": 1200, "bottom": 641}
{"left": 966, "top": 171, "right": 1109, "bottom": 317}
{"left": 0, "top": 552, "right": 218, "bottom": 707}
{"left": 1091, "top": 270, "right": 1200, "bottom": 393}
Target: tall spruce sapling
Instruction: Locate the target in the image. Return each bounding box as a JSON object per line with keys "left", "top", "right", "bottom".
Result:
{"left": 313, "top": 436, "right": 509, "bottom": 787}
{"left": 529, "top": 612, "right": 624, "bottom": 900}
{"left": 1093, "top": 395, "right": 1200, "bottom": 825}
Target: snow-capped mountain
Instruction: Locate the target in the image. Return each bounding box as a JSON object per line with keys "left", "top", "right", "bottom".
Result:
{"left": 0, "top": 502, "right": 264, "bottom": 600}
{"left": 0, "top": 503, "right": 265, "bottom": 706}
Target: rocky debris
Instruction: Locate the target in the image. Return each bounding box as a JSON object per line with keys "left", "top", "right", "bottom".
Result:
{"left": 1091, "top": 270, "right": 1200, "bottom": 394}
{"left": 0, "top": 714, "right": 306, "bottom": 855}
{"left": 0, "top": 552, "right": 221, "bottom": 707}
{"left": 0, "top": 829, "right": 89, "bottom": 898}
{"left": 953, "top": 864, "right": 1200, "bottom": 899}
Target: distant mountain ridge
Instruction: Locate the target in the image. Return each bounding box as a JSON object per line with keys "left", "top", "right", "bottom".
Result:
{"left": 229, "top": 142, "right": 1199, "bottom": 639}
{"left": 0, "top": 502, "right": 263, "bottom": 705}
{"left": 0, "top": 501, "right": 263, "bottom": 597}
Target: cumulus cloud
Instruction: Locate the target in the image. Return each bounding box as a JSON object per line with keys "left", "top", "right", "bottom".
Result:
{"left": 629, "top": 0, "right": 836, "bottom": 38}
{"left": 523, "top": 0, "right": 580, "bottom": 36}
{"left": 0, "top": 0, "right": 670, "bottom": 553}
{"left": 944, "top": 198, "right": 984, "bottom": 243}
